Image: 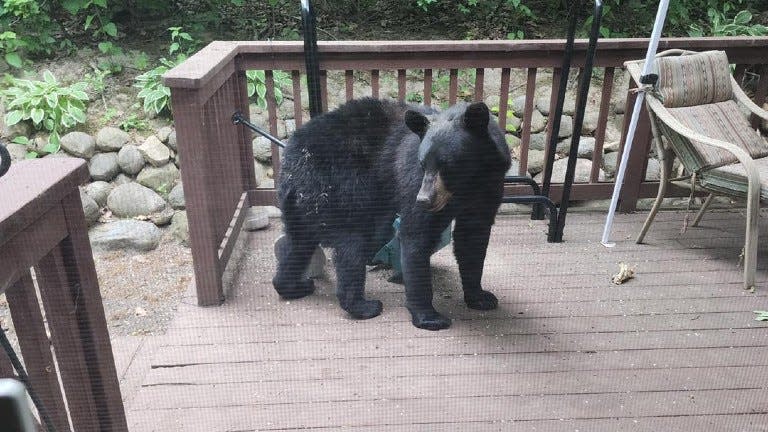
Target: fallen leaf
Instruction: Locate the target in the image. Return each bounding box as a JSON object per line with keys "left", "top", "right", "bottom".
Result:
{"left": 611, "top": 262, "right": 635, "bottom": 285}
{"left": 754, "top": 311, "right": 768, "bottom": 321}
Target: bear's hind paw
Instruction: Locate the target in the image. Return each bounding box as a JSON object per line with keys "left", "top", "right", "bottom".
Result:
{"left": 344, "top": 299, "right": 384, "bottom": 320}
{"left": 274, "top": 278, "right": 315, "bottom": 300}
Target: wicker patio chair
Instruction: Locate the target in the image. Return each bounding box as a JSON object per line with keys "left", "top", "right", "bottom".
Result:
{"left": 626, "top": 49, "right": 768, "bottom": 290}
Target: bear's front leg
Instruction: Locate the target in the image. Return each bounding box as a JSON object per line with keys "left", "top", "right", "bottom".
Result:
{"left": 453, "top": 214, "right": 499, "bottom": 311}
{"left": 401, "top": 235, "right": 451, "bottom": 330}
{"left": 334, "top": 236, "right": 383, "bottom": 319}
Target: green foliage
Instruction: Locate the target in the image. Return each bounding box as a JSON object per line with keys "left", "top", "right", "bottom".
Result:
{"left": 689, "top": 8, "right": 768, "bottom": 36}
{"left": 119, "top": 113, "right": 148, "bottom": 131}
{"left": 246, "top": 70, "right": 289, "bottom": 110}
{"left": 755, "top": 311, "right": 768, "bottom": 321}
{"left": 0, "top": 0, "right": 57, "bottom": 63}
{"left": 134, "top": 27, "right": 199, "bottom": 116}
{"left": 1, "top": 71, "right": 89, "bottom": 152}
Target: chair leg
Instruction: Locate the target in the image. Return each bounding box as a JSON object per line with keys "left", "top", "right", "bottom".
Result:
{"left": 691, "top": 194, "right": 715, "bottom": 227}
{"left": 743, "top": 192, "right": 759, "bottom": 291}
{"left": 637, "top": 151, "right": 673, "bottom": 244}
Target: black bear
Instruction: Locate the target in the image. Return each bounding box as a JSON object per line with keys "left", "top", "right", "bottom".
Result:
{"left": 273, "top": 97, "right": 510, "bottom": 330}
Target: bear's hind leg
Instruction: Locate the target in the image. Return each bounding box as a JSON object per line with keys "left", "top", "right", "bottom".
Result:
{"left": 273, "top": 231, "right": 318, "bottom": 300}
{"left": 334, "top": 237, "right": 383, "bottom": 319}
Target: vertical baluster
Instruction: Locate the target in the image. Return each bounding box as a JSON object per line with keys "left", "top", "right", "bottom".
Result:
{"left": 345, "top": 70, "right": 354, "bottom": 101}
{"left": 520, "top": 68, "right": 538, "bottom": 176}
{"left": 448, "top": 69, "right": 458, "bottom": 105}
{"left": 319, "top": 69, "right": 328, "bottom": 112}
{"left": 265, "top": 70, "right": 280, "bottom": 182}
{"left": 498, "top": 68, "right": 511, "bottom": 134}
{"left": 591, "top": 67, "right": 615, "bottom": 183}
{"left": 543, "top": 67, "right": 563, "bottom": 182}
{"left": 371, "top": 70, "right": 380, "bottom": 98}
{"left": 423, "top": 69, "right": 433, "bottom": 106}
{"left": 474, "top": 68, "right": 484, "bottom": 102}
{"left": 398, "top": 69, "right": 407, "bottom": 102}
{"left": 292, "top": 70, "right": 303, "bottom": 127}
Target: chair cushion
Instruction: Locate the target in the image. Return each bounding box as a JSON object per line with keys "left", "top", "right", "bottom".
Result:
{"left": 654, "top": 50, "right": 733, "bottom": 108}
{"left": 666, "top": 100, "right": 768, "bottom": 169}
{"left": 700, "top": 156, "right": 768, "bottom": 201}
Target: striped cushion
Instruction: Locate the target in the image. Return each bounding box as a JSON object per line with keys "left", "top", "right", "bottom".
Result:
{"left": 666, "top": 100, "right": 768, "bottom": 169}
{"left": 700, "top": 157, "right": 768, "bottom": 201}
{"left": 655, "top": 51, "right": 733, "bottom": 108}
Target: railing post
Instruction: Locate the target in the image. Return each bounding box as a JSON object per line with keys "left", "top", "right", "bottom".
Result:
{"left": 618, "top": 87, "right": 653, "bottom": 213}
{"left": 171, "top": 89, "right": 224, "bottom": 306}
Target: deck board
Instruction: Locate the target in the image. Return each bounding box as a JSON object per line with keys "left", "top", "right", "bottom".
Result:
{"left": 123, "top": 210, "right": 768, "bottom": 431}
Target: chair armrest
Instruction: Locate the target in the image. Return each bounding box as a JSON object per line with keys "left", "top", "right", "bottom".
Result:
{"left": 645, "top": 95, "right": 762, "bottom": 202}
{"left": 731, "top": 77, "right": 768, "bottom": 122}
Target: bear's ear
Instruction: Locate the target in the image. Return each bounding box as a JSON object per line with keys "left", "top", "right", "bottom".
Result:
{"left": 463, "top": 102, "right": 490, "bottom": 134}
{"left": 405, "top": 110, "right": 430, "bottom": 138}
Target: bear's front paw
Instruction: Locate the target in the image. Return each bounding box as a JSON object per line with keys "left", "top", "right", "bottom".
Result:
{"left": 409, "top": 309, "right": 452, "bottom": 331}
{"left": 344, "top": 299, "right": 384, "bottom": 320}
{"left": 464, "top": 290, "right": 498, "bottom": 310}
{"left": 273, "top": 278, "right": 315, "bottom": 300}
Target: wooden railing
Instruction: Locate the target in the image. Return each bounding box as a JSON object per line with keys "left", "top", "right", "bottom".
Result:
{"left": 0, "top": 158, "right": 127, "bottom": 432}
{"left": 164, "top": 37, "right": 768, "bottom": 306}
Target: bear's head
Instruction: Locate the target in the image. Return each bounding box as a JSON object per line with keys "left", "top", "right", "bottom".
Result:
{"left": 405, "top": 102, "right": 510, "bottom": 211}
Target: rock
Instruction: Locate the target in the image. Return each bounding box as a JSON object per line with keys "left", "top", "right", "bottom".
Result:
{"left": 107, "top": 183, "right": 167, "bottom": 217}
{"left": 604, "top": 140, "right": 621, "bottom": 153}
{"left": 581, "top": 111, "right": 599, "bottom": 135}
{"left": 113, "top": 174, "right": 132, "bottom": 186}
{"left": 561, "top": 99, "right": 576, "bottom": 116}
{"left": 88, "top": 152, "right": 120, "bottom": 181}
{"left": 136, "top": 163, "right": 179, "bottom": 194}
{"left": 263, "top": 206, "right": 281, "bottom": 218}
{"left": 243, "top": 207, "right": 270, "bottom": 231}
{"left": 284, "top": 119, "right": 297, "bottom": 137}
{"left": 535, "top": 97, "right": 551, "bottom": 116}
{"left": 505, "top": 134, "right": 521, "bottom": 151}
{"left": 83, "top": 181, "right": 114, "bottom": 207}
{"left": 252, "top": 136, "right": 273, "bottom": 162}
{"left": 504, "top": 115, "right": 522, "bottom": 133}
{"left": 89, "top": 220, "right": 162, "bottom": 252}
{"left": 44, "top": 151, "right": 70, "bottom": 159}
{"left": 556, "top": 115, "right": 572, "bottom": 138}
{"left": 253, "top": 162, "right": 266, "bottom": 187}
{"left": 274, "top": 234, "right": 326, "bottom": 279}
{"left": 527, "top": 149, "right": 546, "bottom": 176}
{"left": 170, "top": 211, "right": 189, "bottom": 246}
{"left": 117, "top": 145, "right": 145, "bottom": 175}
{"left": 645, "top": 158, "right": 661, "bottom": 181}
{"left": 6, "top": 143, "right": 27, "bottom": 161}
{"left": 96, "top": 127, "right": 130, "bottom": 152}
{"left": 32, "top": 135, "right": 52, "bottom": 156}
{"left": 168, "top": 183, "right": 185, "bottom": 209}
{"left": 149, "top": 207, "right": 175, "bottom": 226}
{"left": 505, "top": 159, "right": 522, "bottom": 177}
{"left": 577, "top": 137, "right": 597, "bottom": 158}
{"left": 260, "top": 178, "right": 275, "bottom": 189}
{"left": 167, "top": 130, "right": 177, "bottom": 151}
{"left": 534, "top": 158, "right": 605, "bottom": 183}
{"left": 602, "top": 152, "right": 619, "bottom": 175}
{"left": 511, "top": 95, "right": 527, "bottom": 117}
{"left": 528, "top": 110, "right": 547, "bottom": 133}
{"left": 157, "top": 126, "right": 173, "bottom": 143}
{"left": 60, "top": 132, "right": 96, "bottom": 158}
{"left": 79, "top": 189, "right": 100, "bottom": 226}
{"left": 138, "top": 135, "right": 170, "bottom": 167}
{"left": 528, "top": 133, "right": 548, "bottom": 151}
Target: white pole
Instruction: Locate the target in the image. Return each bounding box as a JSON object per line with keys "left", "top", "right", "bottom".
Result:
{"left": 601, "top": 0, "right": 671, "bottom": 247}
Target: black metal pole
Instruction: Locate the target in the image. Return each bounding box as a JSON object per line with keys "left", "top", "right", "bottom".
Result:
{"left": 541, "top": 0, "right": 579, "bottom": 201}
{"left": 301, "top": 0, "right": 323, "bottom": 118}
{"left": 554, "top": 0, "right": 603, "bottom": 242}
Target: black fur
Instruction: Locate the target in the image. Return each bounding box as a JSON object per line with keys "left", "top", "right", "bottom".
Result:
{"left": 273, "top": 97, "right": 510, "bottom": 330}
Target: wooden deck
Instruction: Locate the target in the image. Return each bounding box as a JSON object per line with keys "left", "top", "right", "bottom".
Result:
{"left": 117, "top": 209, "right": 768, "bottom": 431}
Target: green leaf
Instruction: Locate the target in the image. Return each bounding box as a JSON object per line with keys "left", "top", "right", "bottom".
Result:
{"left": 169, "top": 42, "right": 180, "bottom": 54}
{"left": 755, "top": 311, "right": 768, "bottom": 321}
{"left": 5, "top": 110, "right": 24, "bottom": 126}
{"left": 12, "top": 136, "right": 29, "bottom": 145}
{"left": 734, "top": 10, "right": 752, "bottom": 25}
{"left": 45, "top": 93, "right": 59, "bottom": 109}
{"left": 85, "top": 14, "right": 95, "bottom": 30}
{"left": 5, "top": 52, "right": 22, "bottom": 68}
{"left": 98, "top": 41, "right": 113, "bottom": 53}
{"left": 93, "top": 0, "right": 107, "bottom": 8}
{"left": 70, "top": 90, "right": 89, "bottom": 101}
{"left": 256, "top": 84, "right": 266, "bottom": 99}
{"left": 42, "top": 141, "right": 60, "bottom": 154}
{"left": 31, "top": 108, "right": 45, "bottom": 125}
{"left": 103, "top": 22, "right": 118, "bottom": 37}
{"left": 247, "top": 82, "right": 255, "bottom": 97}
{"left": 43, "top": 70, "right": 56, "bottom": 84}
{"left": 62, "top": 0, "right": 83, "bottom": 14}
{"left": 25, "top": 151, "right": 39, "bottom": 159}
